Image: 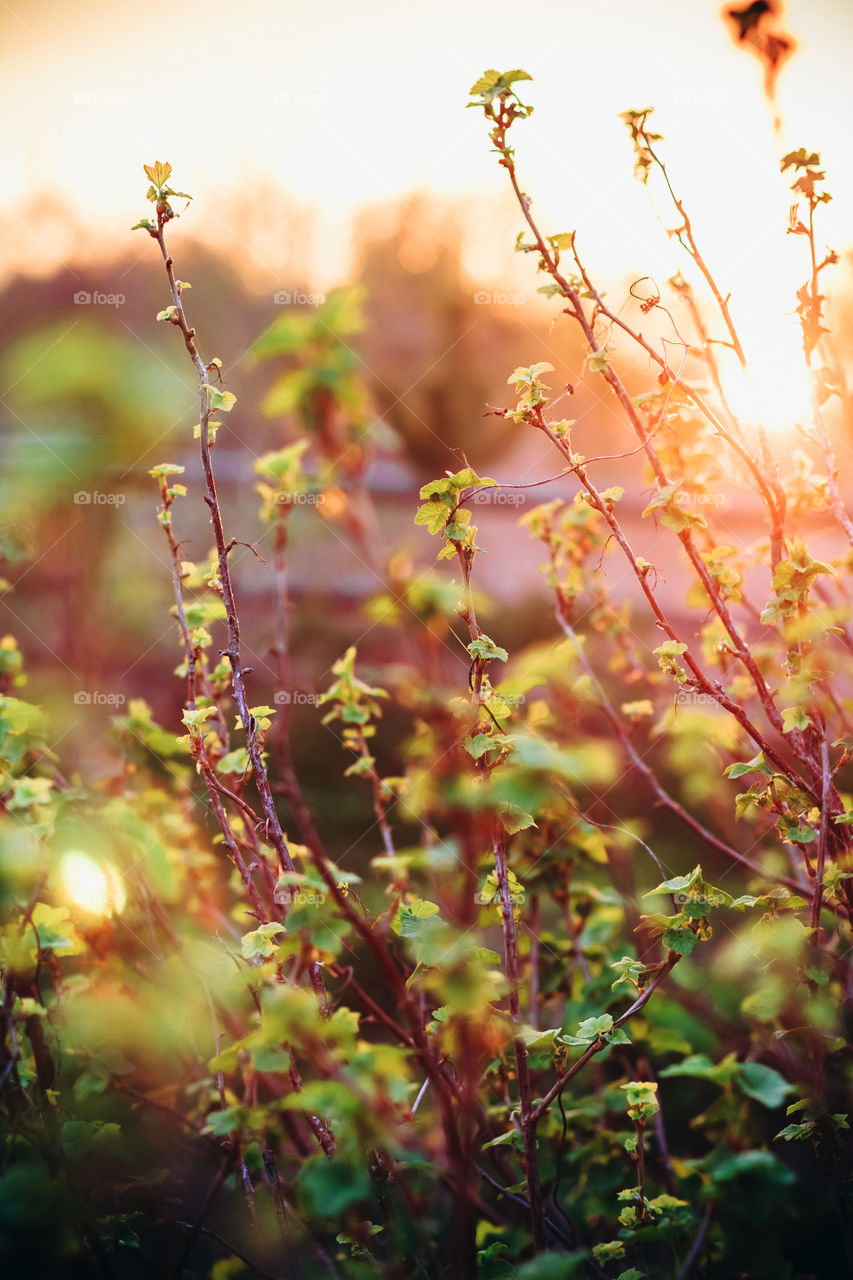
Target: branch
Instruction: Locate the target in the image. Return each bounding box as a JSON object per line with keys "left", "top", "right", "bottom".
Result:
{"left": 531, "top": 956, "right": 679, "bottom": 1126}
{"left": 153, "top": 219, "right": 296, "bottom": 880}
{"left": 493, "top": 828, "right": 545, "bottom": 1249}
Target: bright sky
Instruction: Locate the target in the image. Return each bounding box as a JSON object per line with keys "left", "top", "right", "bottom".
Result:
{"left": 2, "top": 0, "right": 852, "bottom": 426}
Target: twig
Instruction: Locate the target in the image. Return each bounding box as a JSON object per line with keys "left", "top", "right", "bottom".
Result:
{"left": 152, "top": 215, "right": 296, "bottom": 880}
{"left": 174, "top": 1221, "right": 287, "bottom": 1280}
{"left": 531, "top": 956, "right": 679, "bottom": 1126}
{"left": 676, "top": 1203, "right": 713, "bottom": 1280}
{"left": 493, "top": 828, "right": 545, "bottom": 1249}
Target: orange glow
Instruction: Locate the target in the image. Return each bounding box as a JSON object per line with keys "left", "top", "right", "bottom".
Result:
{"left": 720, "top": 307, "right": 813, "bottom": 435}
{"left": 0, "top": 1, "right": 849, "bottom": 293}
{"left": 58, "top": 851, "right": 126, "bottom": 917}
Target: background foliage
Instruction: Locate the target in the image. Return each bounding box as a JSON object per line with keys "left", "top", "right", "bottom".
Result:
{"left": 1, "top": 40, "right": 853, "bottom": 1280}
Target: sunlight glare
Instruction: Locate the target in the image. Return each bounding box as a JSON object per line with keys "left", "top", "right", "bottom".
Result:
{"left": 59, "top": 851, "right": 126, "bottom": 917}
{"left": 717, "top": 290, "right": 812, "bottom": 436}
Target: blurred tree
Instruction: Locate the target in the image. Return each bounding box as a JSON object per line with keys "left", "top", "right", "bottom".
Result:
{"left": 0, "top": 320, "right": 186, "bottom": 676}
{"left": 355, "top": 197, "right": 524, "bottom": 473}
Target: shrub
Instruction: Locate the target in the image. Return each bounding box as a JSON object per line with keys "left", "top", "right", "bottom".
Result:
{"left": 1, "top": 74, "right": 851, "bottom": 1280}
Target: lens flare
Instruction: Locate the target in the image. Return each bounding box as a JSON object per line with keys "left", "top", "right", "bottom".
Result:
{"left": 722, "top": 321, "right": 813, "bottom": 435}
{"left": 58, "top": 851, "right": 126, "bottom": 917}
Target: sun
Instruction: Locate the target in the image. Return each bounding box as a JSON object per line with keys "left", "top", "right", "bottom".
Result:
{"left": 703, "top": 265, "right": 813, "bottom": 437}
{"left": 58, "top": 850, "right": 126, "bottom": 917}
{"left": 722, "top": 322, "right": 813, "bottom": 436}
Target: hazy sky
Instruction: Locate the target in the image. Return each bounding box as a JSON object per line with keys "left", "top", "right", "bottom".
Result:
{"left": 2, "top": 0, "right": 851, "bottom": 258}
{"left": 1, "top": 0, "right": 852, "bottom": 423}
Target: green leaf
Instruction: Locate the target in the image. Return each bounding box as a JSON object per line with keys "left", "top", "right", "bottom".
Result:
{"left": 622, "top": 1081, "right": 660, "bottom": 1120}
{"left": 469, "top": 69, "right": 533, "bottom": 99}
{"left": 786, "top": 825, "right": 816, "bottom": 844}
{"left": 393, "top": 899, "right": 440, "bottom": 938}
{"left": 181, "top": 706, "right": 216, "bottom": 730}
{"left": 241, "top": 922, "right": 285, "bottom": 960}
{"left": 709, "top": 1149, "right": 795, "bottom": 1188}
{"left": 467, "top": 635, "right": 509, "bottom": 663}
{"left": 562, "top": 1013, "right": 629, "bottom": 1046}
{"left": 642, "top": 481, "right": 684, "bottom": 519}
{"left": 414, "top": 497, "right": 453, "bottom": 534}
{"left": 482, "top": 1128, "right": 524, "bottom": 1151}
{"left": 610, "top": 956, "right": 646, "bottom": 990}
{"left": 515, "top": 1252, "right": 586, "bottom": 1280}
{"left": 729, "top": 889, "right": 807, "bottom": 911}
{"left": 518, "top": 1026, "right": 561, "bottom": 1051}
{"left": 737, "top": 1062, "right": 795, "bottom": 1109}
{"left": 501, "top": 804, "right": 537, "bottom": 835}
{"left": 662, "top": 927, "right": 698, "bottom": 956}
{"left": 216, "top": 748, "right": 250, "bottom": 775}
{"left": 60, "top": 1120, "right": 96, "bottom": 1162}
{"left": 27, "top": 904, "right": 80, "bottom": 953}
{"left": 660, "top": 1052, "right": 739, "bottom": 1084}
{"left": 204, "top": 1106, "right": 245, "bottom": 1137}
{"left": 297, "top": 1154, "right": 371, "bottom": 1217}
{"left": 465, "top": 733, "right": 498, "bottom": 761}
{"left": 775, "top": 1121, "right": 815, "bottom": 1142}
{"left": 725, "top": 752, "right": 774, "bottom": 780}
{"left": 507, "top": 362, "right": 553, "bottom": 387}
{"left": 143, "top": 160, "right": 172, "bottom": 189}
{"left": 206, "top": 387, "right": 237, "bottom": 413}
{"left": 646, "top": 1194, "right": 688, "bottom": 1213}
{"left": 281, "top": 1080, "right": 361, "bottom": 1118}
{"left": 646, "top": 866, "right": 702, "bottom": 896}
{"left": 60, "top": 1120, "right": 121, "bottom": 1162}
{"left": 148, "top": 463, "right": 186, "bottom": 479}
{"left": 592, "top": 1242, "right": 626, "bottom": 1264}
{"left": 781, "top": 705, "right": 811, "bottom": 734}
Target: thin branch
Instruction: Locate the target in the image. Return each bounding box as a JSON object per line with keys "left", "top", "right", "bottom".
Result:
{"left": 493, "top": 828, "right": 545, "bottom": 1249}
{"left": 173, "top": 1221, "right": 288, "bottom": 1280}
{"left": 554, "top": 609, "right": 817, "bottom": 901}
{"left": 531, "top": 956, "right": 679, "bottom": 1126}
{"left": 153, "top": 218, "right": 296, "bottom": 880}
{"left": 810, "top": 738, "right": 832, "bottom": 941}
{"left": 676, "top": 1203, "right": 713, "bottom": 1280}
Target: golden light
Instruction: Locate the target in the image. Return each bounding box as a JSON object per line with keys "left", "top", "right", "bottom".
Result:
{"left": 697, "top": 247, "right": 814, "bottom": 438}
{"left": 721, "top": 318, "right": 813, "bottom": 435}
{"left": 58, "top": 851, "right": 126, "bottom": 918}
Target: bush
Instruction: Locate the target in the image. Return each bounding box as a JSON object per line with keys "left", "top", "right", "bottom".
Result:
{"left": 1, "top": 74, "right": 851, "bottom": 1280}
